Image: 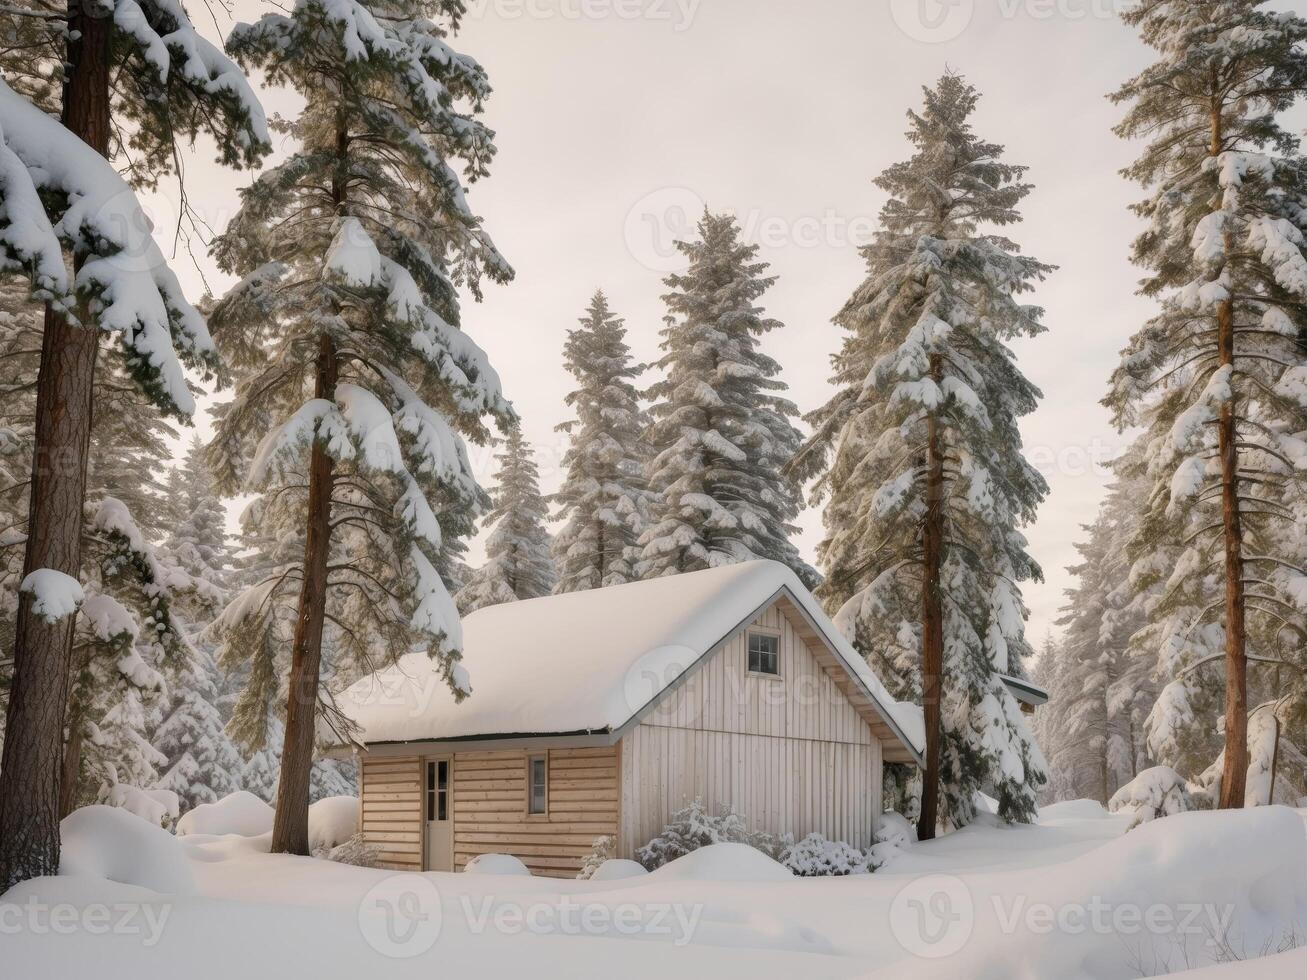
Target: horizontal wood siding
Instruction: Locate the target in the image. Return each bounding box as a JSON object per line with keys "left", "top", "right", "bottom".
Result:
{"left": 620, "top": 599, "right": 885, "bottom": 855}
{"left": 360, "top": 755, "right": 423, "bottom": 870}
{"left": 452, "top": 746, "right": 619, "bottom": 879}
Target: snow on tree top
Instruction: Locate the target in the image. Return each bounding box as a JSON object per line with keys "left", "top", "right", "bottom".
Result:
{"left": 343, "top": 560, "right": 924, "bottom": 754}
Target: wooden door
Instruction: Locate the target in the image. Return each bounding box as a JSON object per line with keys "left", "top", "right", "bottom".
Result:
{"left": 424, "top": 757, "right": 453, "bottom": 872}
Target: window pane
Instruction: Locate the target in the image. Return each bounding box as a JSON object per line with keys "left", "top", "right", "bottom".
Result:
{"left": 426, "top": 762, "right": 435, "bottom": 791}
{"left": 529, "top": 757, "right": 546, "bottom": 814}
{"left": 748, "top": 633, "right": 779, "bottom": 674}
{"left": 438, "top": 761, "right": 448, "bottom": 791}
{"left": 437, "top": 791, "right": 447, "bottom": 822}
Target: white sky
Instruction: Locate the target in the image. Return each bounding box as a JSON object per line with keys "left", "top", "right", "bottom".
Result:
{"left": 143, "top": 0, "right": 1302, "bottom": 646}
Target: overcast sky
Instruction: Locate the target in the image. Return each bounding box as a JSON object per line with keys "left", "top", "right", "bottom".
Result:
{"left": 144, "top": 0, "right": 1302, "bottom": 647}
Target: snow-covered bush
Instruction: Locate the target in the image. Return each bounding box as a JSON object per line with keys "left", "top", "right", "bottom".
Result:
{"left": 867, "top": 811, "right": 917, "bottom": 870}
{"left": 577, "top": 834, "right": 617, "bottom": 880}
{"left": 317, "top": 834, "right": 380, "bottom": 868}
{"left": 778, "top": 833, "right": 867, "bottom": 877}
{"left": 1109, "top": 766, "right": 1196, "bottom": 830}
{"left": 636, "top": 800, "right": 774, "bottom": 871}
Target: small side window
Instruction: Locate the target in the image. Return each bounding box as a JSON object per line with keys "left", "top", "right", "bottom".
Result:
{"left": 527, "top": 755, "right": 548, "bottom": 815}
{"left": 747, "top": 632, "right": 780, "bottom": 675}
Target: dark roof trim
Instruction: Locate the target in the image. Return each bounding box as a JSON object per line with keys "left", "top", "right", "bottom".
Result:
{"left": 1001, "top": 674, "right": 1049, "bottom": 707}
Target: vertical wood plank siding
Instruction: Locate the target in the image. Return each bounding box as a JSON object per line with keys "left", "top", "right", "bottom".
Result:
{"left": 618, "top": 600, "right": 885, "bottom": 854}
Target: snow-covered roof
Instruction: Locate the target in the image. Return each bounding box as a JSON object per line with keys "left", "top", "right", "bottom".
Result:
{"left": 342, "top": 561, "right": 924, "bottom": 761}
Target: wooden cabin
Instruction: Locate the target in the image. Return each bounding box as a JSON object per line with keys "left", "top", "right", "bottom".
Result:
{"left": 341, "top": 561, "right": 926, "bottom": 878}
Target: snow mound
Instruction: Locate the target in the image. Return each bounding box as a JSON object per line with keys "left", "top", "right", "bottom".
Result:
{"left": 102, "top": 784, "right": 180, "bottom": 827}
{"left": 649, "top": 843, "right": 793, "bottom": 882}
{"left": 60, "top": 805, "right": 194, "bottom": 895}
{"left": 464, "top": 853, "right": 531, "bottom": 876}
{"left": 176, "top": 792, "right": 274, "bottom": 838}
{"left": 590, "top": 859, "right": 649, "bottom": 882}
{"left": 928, "top": 806, "right": 1307, "bottom": 979}
{"left": 1038, "top": 799, "right": 1110, "bottom": 823}
{"left": 308, "top": 796, "right": 358, "bottom": 853}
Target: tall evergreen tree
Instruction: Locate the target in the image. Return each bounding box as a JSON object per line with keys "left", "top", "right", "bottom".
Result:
{"left": 1106, "top": 0, "right": 1307, "bottom": 808}
{"left": 151, "top": 440, "right": 243, "bottom": 813}
{"left": 793, "top": 74, "right": 1050, "bottom": 836}
{"left": 457, "top": 426, "right": 557, "bottom": 614}
{"left": 639, "top": 211, "right": 816, "bottom": 586}
{"left": 208, "top": 0, "right": 511, "bottom": 853}
{"left": 0, "top": 2, "right": 268, "bottom": 888}
{"left": 1050, "top": 465, "right": 1156, "bottom": 804}
{"left": 552, "top": 291, "right": 653, "bottom": 593}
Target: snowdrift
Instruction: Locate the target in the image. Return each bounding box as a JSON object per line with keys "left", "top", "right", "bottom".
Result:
{"left": 60, "top": 805, "right": 195, "bottom": 895}
{"left": 308, "top": 796, "right": 358, "bottom": 853}
{"left": 911, "top": 806, "right": 1307, "bottom": 979}
{"left": 464, "top": 853, "right": 531, "bottom": 875}
{"left": 649, "top": 842, "right": 793, "bottom": 882}
{"left": 176, "top": 791, "right": 274, "bottom": 838}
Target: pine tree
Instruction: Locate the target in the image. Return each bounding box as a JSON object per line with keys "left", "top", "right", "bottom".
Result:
{"left": 793, "top": 74, "right": 1050, "bottom": 836}
{"left": 552, "top": 291, "right": 653, "bottom": 592}
{"left": 0, "top": 0, "right": 268, "bottom": 888}
{"left": 1051, "top": 466, "right": 1156, "bottom": 804}
{"left": 0, "top": 299, "right": 219, "bottom": 819}
{"left": 208, "top": 0, "right": 511, "bottom": 853}
{"left": 151, "top": 440, "right": 243, "bottom": 813}
{"left": 639, "top": 211, "right": 816, "bottom": 585}
{"left": 1106, "top": 0, "right": 1307, "bottom": 808}
{"left": 457, "top": 426, "right": 557, "bottom": 614}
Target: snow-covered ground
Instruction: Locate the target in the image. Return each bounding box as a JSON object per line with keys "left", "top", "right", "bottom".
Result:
{"left": 4, "top": 803, "right": 1306, "bottom": 979}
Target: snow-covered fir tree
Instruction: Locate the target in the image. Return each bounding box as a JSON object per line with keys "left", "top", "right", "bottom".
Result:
{"left": 0, "top": 294, "right": 220, "bottom": 816}
{"left": 552, "top": 291, "right": 653, "bottom": 592}
{"left": 151, "top": 440, "right": 244, "bottom": 813}
{"left": 0, "top": 0, "right": 268, "bottom": 888}
{"left": 1106, "top": 0, "right": 1307, "bottom": 808}
{"left": 456, "top": 426, "right": 557, "bottom": 614}
{"left": 207, "top": 0, "right": 511, "bottom": 853}
{"left": 1045, "top": 463, "right": 1156, "bottom": 804}
{"left": 638, "top": 211, "right": 816, "bottom": 586}
{"left": 793, "top": 74, "right": 1050, "bottom": 835}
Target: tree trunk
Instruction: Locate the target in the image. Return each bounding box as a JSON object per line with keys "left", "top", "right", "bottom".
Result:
{"left": 917, "top": 357, "right": 946, "bottom": 842}
{"left": 1211, "top": 99, "right": 1248, "bottom": 811}
{"left": 59, "top": 718, "right": 84, "bottom": 820}
{"left": 0, "top": 3, "right": 110, "bottom": 893}
{"left": 269, "top": 332, "right": 338, "bottom": 855}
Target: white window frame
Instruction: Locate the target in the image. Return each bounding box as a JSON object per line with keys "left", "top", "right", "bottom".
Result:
{"left": 746, "top": 629, "right": 782, "bottom": 678}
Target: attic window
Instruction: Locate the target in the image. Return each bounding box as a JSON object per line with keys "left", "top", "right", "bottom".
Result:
{"left": 747, "top": 631, "right": 780, "bottom": 675}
